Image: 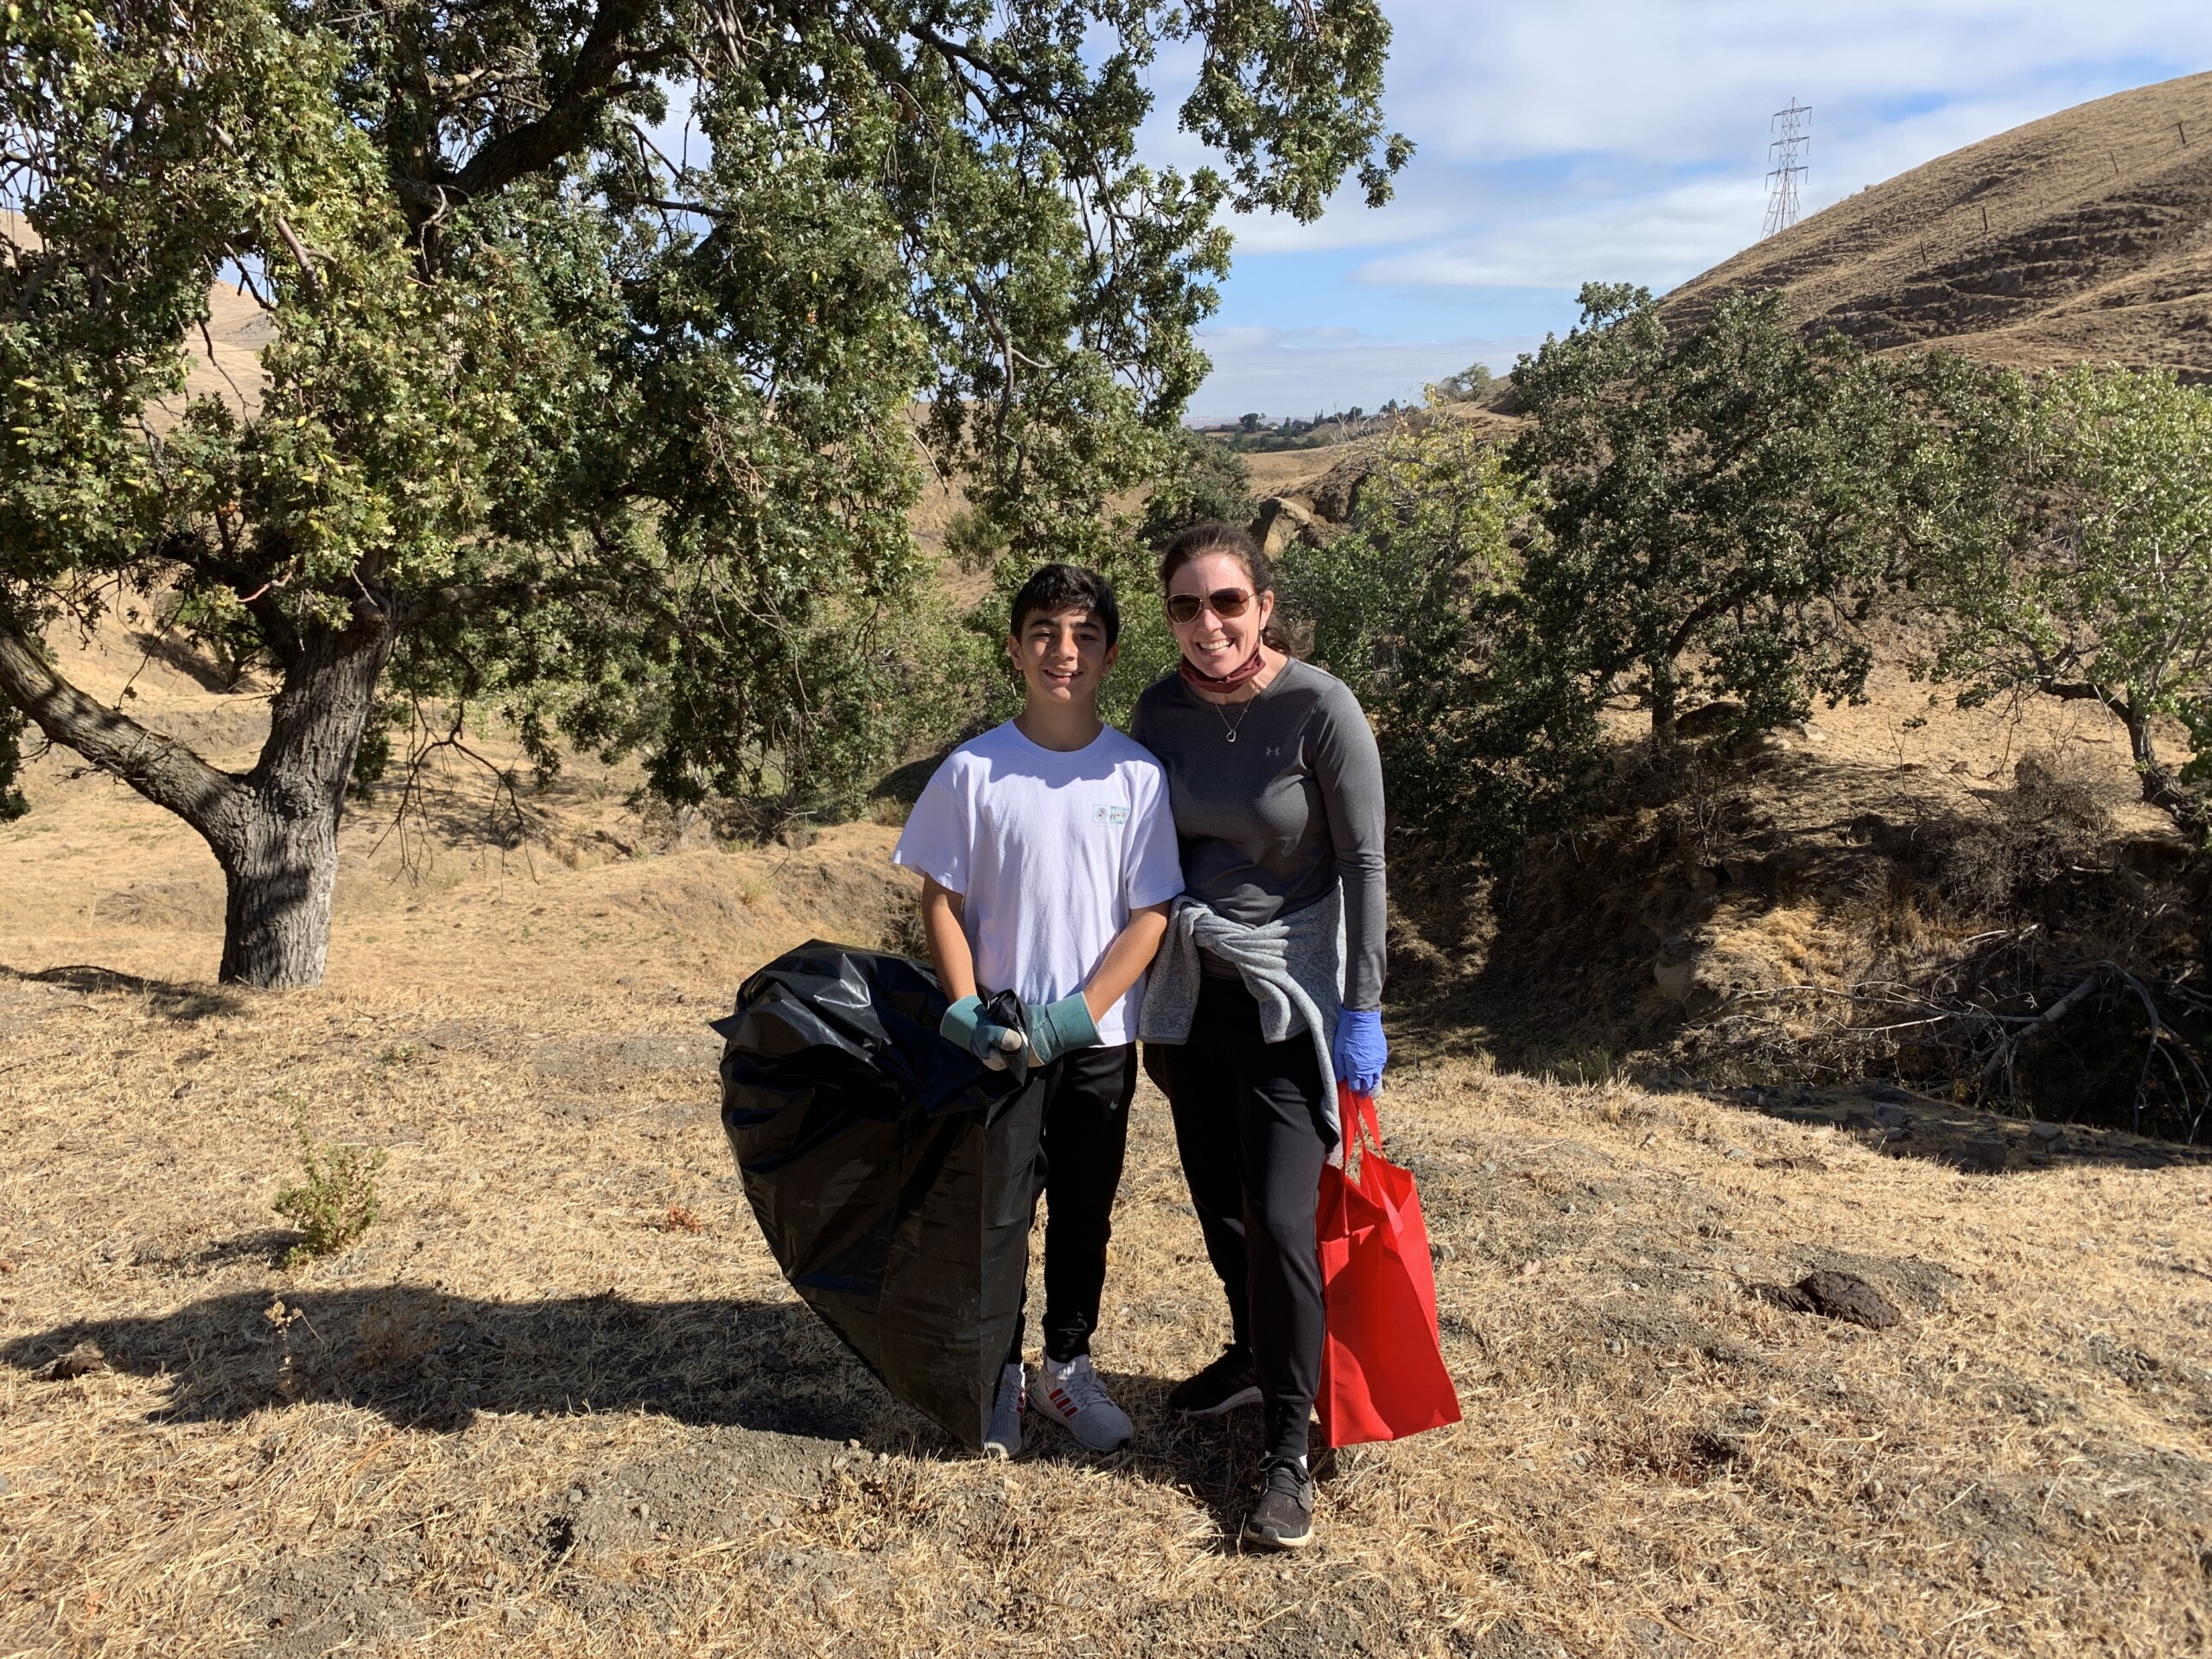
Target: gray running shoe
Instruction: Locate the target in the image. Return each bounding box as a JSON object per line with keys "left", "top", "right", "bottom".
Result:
{"left": 1243, "top": 1456, "right": 1315, "bottom": 1550}
{"left": 982, "top": 1362, "right": 1025, "bottom": 1459}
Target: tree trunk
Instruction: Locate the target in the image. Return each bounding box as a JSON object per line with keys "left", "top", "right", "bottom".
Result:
{"left": 1648, "top": 664, "right": 1679, "bottom": 752}
{"left": 216, "top": 800, "right": 341, "bottom": 986}
{"left": 0, "top": 604, "right": 393, "bottom": 990}
{"left": 2117, "top": 696, "right": 2211, "bottom": 845}
{"left": 212, "top": 616, "right": 394, "bottom": 987}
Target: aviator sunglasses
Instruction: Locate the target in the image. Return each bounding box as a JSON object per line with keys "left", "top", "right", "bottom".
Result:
{"left": 1164, "top": 588, "right": 1254, "bottom": 626}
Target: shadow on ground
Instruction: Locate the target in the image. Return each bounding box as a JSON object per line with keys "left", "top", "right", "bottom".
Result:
{"left": 10, "top": 1290, "right": 1239, "bottom": 1452}
{"left": 6, "top": 1284, "right": 1309, "bottom": 1548}
{"left": 1719, "top": 1081, "right": 2212, "bottom": 1173}
{"left": 6, "top": 1287, "right": 902, "bottom": 1439}
{"left": 4, "top": 963, "right": 244, "bottom": 1021}
{"left": 126, "top": 626, "right": 245, "bottom": 695}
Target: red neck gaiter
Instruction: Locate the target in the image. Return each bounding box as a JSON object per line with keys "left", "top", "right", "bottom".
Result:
{"left": 1179, "top": 648, "right": 1267, "bottom": 694}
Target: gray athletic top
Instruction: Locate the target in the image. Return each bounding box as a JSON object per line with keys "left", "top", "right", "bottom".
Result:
{"left": 1128, "top": 658, "right": 1387, "bottom": 1010}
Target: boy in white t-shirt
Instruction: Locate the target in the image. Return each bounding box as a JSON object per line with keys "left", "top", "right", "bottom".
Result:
{"left": 893, "top": 563, "right": 1183, "bottom": 1458}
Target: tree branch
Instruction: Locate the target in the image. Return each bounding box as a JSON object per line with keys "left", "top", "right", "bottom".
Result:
{"left": 270, "top": 213, "right": 327, "bottom": 302}
{"left": 445, "top": 0, "right": 664, "bottom": 204}
{"left": 0, "top": 618, "right": 242, "bottom": 844}
{"left": 1976, "top": 969, "right": 2101, "bottom": 1086}
{"left": 207, "top": 124, "right": 328, "bottom": 300}
{"left": 609, "top": 193, "right": 729, "bottom": 219}
{"left": 2038, "top": 679, "right": 2112, "bottom": 702}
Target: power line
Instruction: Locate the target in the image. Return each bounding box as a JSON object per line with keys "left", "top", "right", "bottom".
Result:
{"left": 1763, "top": 99, "right": 1811, "bottom": 238}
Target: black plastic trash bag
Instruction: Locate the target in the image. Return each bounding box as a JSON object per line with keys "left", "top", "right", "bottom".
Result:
{"left": 712, "top": 941, "right": 1041, "bottom": 1452}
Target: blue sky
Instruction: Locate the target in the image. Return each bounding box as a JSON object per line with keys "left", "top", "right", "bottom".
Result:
{"left": 1158, "top": 3, "right": 2212, "bottom": 421}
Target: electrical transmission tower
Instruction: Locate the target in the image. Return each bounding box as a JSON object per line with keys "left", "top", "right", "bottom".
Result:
{"left": 1763, "top": 99, "right": 1810, "bottom": 238}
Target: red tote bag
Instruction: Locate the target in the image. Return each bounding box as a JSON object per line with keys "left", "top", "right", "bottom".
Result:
{"left": 1315, "top": 1084, "right": 1463, "bottom": 1447}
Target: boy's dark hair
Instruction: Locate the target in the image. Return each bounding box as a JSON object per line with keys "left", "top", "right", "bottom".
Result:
{"left": 1009, "top": 563, "right": 1120, "bottom": 646}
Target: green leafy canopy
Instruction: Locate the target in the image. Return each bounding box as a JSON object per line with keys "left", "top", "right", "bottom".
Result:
{"left": 1916, "top": 360, "right": 2212, "bottom": 837}
{"left": 1273, "top": 404, "right": 1577, "bottom": 865}
{"left": 1507, "top": 283, "right": 1923, "bottom": 752}
{"left": 0, "top": 0, "right": 1408, "bottom": 834}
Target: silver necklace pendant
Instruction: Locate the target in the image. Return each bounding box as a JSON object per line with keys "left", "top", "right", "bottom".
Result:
{"left": 1211, "top": 690, "right": 1254, "bottom": 743}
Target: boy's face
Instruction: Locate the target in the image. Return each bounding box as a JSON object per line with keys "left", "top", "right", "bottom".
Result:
{"left": 1007, "top": 605, "right": 1117, "bottom": 711}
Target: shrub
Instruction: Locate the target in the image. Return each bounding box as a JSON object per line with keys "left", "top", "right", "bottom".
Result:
{"left": 1428, "top": 361, "right": 1494, "bottom": 403}
{"left": 1136, "top": 430, "right": 1255, "bottom": 551}
{"left": 272, "top": 1107, "right": 389, "bottom": 1268}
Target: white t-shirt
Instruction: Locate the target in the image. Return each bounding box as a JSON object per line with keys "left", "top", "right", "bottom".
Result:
{"left": 892, "top": 721, "right": 1184, "bottom": 1045}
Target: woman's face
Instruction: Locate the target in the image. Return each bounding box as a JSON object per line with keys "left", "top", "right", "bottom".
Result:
{"left": 1166, "top": 549, "right": 1274, "bottom": 674}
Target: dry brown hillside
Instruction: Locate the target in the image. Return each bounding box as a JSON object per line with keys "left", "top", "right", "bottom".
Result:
{"left": 1660, "top": 71, "right": 2212, "bottom": 378}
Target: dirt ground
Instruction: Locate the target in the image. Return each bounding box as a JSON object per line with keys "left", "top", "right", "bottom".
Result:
{"left": 3, "top": 626, "right": 2212, "bottom": 1657}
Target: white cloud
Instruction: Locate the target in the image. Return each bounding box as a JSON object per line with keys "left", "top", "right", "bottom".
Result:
{"left": 1170, "top": 3, "right": 2212, "bottom": 270}
{"left": 1188, "top": 325, "right": 1536, "bottom": 422}
{"left": 1340, "top": 0, "right": 2209, "bottom": 163}
{"left": 1356, "top": 175, "right": 1756, "bottom": 292}
{"left": 1158, "top": 1, "right": 2212, "bottom": 410}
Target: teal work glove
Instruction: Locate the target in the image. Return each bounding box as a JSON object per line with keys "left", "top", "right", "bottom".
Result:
{"left": 1024, "top": 993, "right": 1100, "bottom": 1066}
{"left": 940, "top": 994, "right": 1024, "bottom": 1071}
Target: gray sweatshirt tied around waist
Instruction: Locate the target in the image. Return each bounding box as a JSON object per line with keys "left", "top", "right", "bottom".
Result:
{"left": 1139, "top": 888, "right": 1348, "bottom": 1149}
{"left": 1128, "top": 657, "right": 1388, "bottom": 1009}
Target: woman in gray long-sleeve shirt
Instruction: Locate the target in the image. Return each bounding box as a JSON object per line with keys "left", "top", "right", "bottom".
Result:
{"left": 1128, "top": 521, "right": 1388, "bottom": 1554}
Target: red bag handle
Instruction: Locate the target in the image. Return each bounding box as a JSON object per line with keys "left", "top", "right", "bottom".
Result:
{"left": 1337, "top": 1082, "right": 1387, "bottom": 1188}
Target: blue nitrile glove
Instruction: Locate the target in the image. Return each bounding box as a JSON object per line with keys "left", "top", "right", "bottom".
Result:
{"left": 1023, "top": 993, "right": 1100, "bottom": 1066}
{"left": 940, "top": 994, "right": 1024, "bottom": 1071}
{"left": 1332, "top": 1007, "right": 1389, "bottom": 1096}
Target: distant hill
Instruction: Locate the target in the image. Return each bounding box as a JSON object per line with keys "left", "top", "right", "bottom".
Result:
{"left": 1660, "top": 71, "right": 2212, "bottom": 378}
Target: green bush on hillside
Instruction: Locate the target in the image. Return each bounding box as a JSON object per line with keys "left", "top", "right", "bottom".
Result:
{"left": 1428, "top": 360, "right": 1495, "bottom": 403}
{"left": 1915, "top": 360, "right": 2212, "bottom": 842}
{"left": 1277, "top": 286, "right": 1955, "bottom": 868}
{"left": 1509, "top": 283, "right": 1930, "bottom": 754}
{"left": 1137, "top": 431, "right": 1255, "bottom": 553}
{"left": 1276, "top": 404, "right": 1602, "bottom": 863}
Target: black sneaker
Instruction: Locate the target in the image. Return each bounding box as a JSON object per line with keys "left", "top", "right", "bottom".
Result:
{"left": 1242, "top": 1456, "right": 1315, "bottom": 1550}
{"left": 1166, "top": 1345, "right": 1261, "bottom": 1416}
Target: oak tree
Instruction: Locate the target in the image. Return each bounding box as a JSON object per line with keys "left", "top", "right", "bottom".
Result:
{"left": 1508, "top": 283, "right": 1910, "bottom": 753}
{"left": 0, "top": 0, "right": 1406, "bottom": 984}
{"left": 1922, "top": 363, "right": 2212, "bottom": 841}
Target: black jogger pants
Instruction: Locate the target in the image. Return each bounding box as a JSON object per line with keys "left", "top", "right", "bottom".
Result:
{"left": 1153, "top": 974, "right": 1332, "bottom": 1462}
{"left": 1007, "top": 1041, "right": 1138, "bottom": 1367}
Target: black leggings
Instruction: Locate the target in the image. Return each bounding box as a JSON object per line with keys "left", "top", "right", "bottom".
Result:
{"left": 1008, "top": 1043, "right": 1138, "bottom": 1366}
{"left": 1152, "top": 974, "right": 1332, "bottom": 1461}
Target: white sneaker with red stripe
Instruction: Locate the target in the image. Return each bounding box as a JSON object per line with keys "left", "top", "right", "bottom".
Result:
{"left": 1027, "top": 1353, "right": 1135, "bottom": 1452}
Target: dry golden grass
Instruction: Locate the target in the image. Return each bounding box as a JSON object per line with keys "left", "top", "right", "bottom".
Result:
{"left": 3, "top": 632, "right": 2210, "bottom": 1659}
{"left": 3, "top": 961, "right": 2209, "bottom": 1658}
